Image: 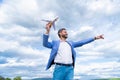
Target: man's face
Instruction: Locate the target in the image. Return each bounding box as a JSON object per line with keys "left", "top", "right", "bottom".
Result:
{"left": 60, "top": 30, "right": 68, "bottom": 39}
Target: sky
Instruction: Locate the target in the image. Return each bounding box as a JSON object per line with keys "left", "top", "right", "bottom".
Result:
{"left": 0, "top": 0, "right": 120, "bottom": 79}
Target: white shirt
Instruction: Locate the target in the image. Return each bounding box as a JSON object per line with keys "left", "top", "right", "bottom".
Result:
{"left": 54, "top": 41, "right": 73, "bottom": 64}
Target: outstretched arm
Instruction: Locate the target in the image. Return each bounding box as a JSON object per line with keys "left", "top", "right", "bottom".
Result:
{"left": 73, "top": 34, "right": 104, "bottom": 48}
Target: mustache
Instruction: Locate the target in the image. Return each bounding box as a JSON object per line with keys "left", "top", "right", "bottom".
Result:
{"left": 61, "top": 34, "right": 68, "bottom": 38}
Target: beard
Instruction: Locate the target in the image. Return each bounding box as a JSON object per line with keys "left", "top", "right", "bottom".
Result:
{"left": 61, "top": 34, "right": 68, "bottom": 39}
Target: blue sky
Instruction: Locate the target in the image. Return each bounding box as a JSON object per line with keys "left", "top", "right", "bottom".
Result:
{"left": 0, "top": 0, "right": 2, "bottom": 3}
{"left": 0, "top": 0, "right": 120, "bottom": 79}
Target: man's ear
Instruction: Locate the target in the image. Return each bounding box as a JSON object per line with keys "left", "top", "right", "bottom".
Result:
{"left": 59, "top": 32, "right": 62, "bottom": 37}
{"left": 59, "top": 32, "right": 62, "bottom": 35}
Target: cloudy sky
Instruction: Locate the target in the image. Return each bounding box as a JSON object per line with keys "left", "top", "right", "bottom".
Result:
{"left": 0, "top": 0, "right": 120, "bottom": 79}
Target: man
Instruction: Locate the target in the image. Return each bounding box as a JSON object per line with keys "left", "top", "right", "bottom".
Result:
{"left": 43, "top": 22, "right": 104, "bottom": 80}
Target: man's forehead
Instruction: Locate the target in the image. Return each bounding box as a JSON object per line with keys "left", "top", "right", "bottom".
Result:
{"left": 58, "top": 28, "right": 66, "bottom": 33}
{"left": 61, "top": 29, "right": 67, "bottom": 32}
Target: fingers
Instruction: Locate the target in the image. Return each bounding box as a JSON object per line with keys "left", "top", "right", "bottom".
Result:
{"left": 46, "top": 22, "right": 52, "bottom": 30}
{"left": 45, "top": 22, "right": 52, "bottom": 34}
{"left": 46, "top": 22, "right": 52, "bottom": 28}
{"left": 100, "top": 34, "right": 104, "bottom": 39}
{"left": 95, "top": 34, "right": 104, "bottom": 40}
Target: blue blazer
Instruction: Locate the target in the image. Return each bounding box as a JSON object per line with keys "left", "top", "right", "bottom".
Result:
{"left": 43, "top": 34, "right": 95, "bottom": 70}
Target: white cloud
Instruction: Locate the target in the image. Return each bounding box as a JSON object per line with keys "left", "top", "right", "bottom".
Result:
{"left": 93, "top": 41, "right": 120, "bottom": 51}
{"left": 0, "top": 57, "right": 45, "bottom": 67}
{"left": 78, "top": 51, "right": 103, "bottom": 56}
{"left": 75, "top": 61, "right": 120, "bottom": 78}
{"left": 68, "top": 25, "right": 94, "bottom": 40}
{"left": 0, "top": 9, "right": 7, "bottom": 23}
{"left": 0, "top": 24, "right": 32, "bottom": 35}
{"left": 0, "top": 38, "right": 19, "bottom": 52}
{"left": 15, "top": 0, "right": 39, "bottom": 15}
{"left": 41, "top": 11, "right": 57, "bottom": 20}
{"left": 79, "top": 26, "right": 93, "bottom": 32}
{"left": 86, "top": 0, "right": 120, "bottom": 15}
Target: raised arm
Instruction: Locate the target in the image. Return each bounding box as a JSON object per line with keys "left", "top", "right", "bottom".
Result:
{"left": 45, "top": 22, "right": 52, "bottom": 34}
{"left": 43, "top": 22, "right": 53, "bottom": 48}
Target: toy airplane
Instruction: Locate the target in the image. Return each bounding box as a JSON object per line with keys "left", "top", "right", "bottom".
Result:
{"left": 41, "top": 17, "right": 58, "bottom": 30}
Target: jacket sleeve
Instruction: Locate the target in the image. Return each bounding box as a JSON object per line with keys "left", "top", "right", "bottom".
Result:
{"left": 43, "top": 34, "right": 53, "bottom": 48}
{"left": 72, "top": 38, "right": 95, "bottom": 48}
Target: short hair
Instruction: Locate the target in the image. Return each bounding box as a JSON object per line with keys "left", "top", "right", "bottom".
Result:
{"left": 58, "top": 28, "right": 66, "bottom": 37}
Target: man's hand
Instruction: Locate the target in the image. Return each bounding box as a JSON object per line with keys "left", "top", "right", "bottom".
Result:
{"left": 95, "top": 34, "right": 104, "bottom": 40}
{"left": 45, "top": 22, "right": 52, "bottom": 34}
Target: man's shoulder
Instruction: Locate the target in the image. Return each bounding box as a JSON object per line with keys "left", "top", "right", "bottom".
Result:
{"left": 52, "top": 40, "right": 59, "bottom": 43}
{"left": 67, "top": 40, "right": 73, "bottom": 43}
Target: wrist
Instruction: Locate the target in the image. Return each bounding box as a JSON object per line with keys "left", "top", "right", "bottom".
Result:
{"left": 45, "top": 30, "right": 50, "bottom": 34}
{"left": 94, "top": 37, "right": 97, "bottom": 40}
